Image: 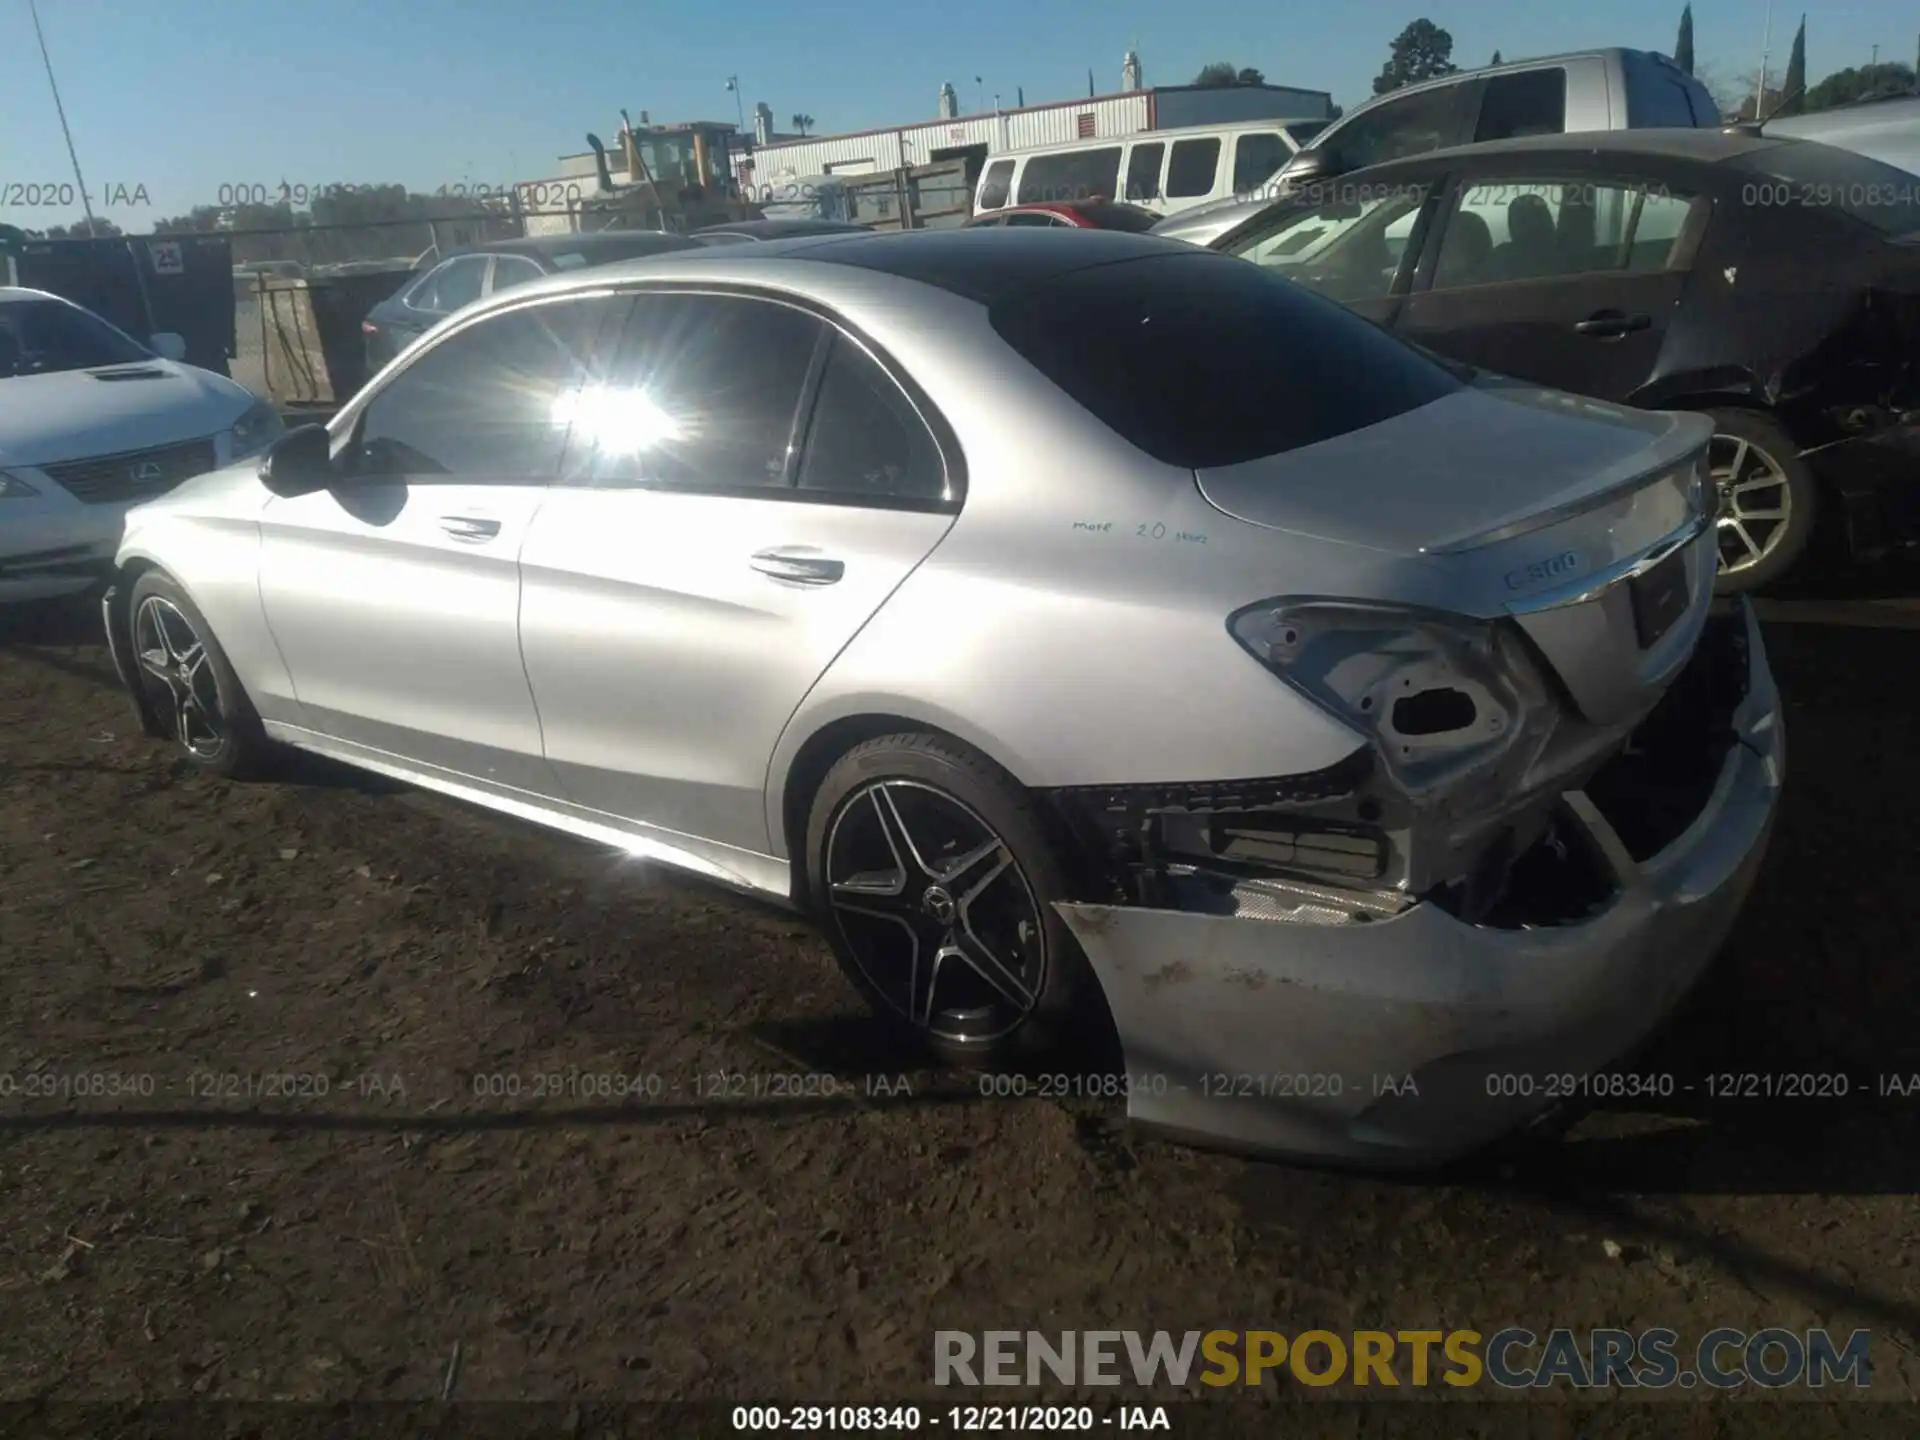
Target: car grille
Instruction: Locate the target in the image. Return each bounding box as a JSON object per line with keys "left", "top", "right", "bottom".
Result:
{"left": 41, "top": 437, "right": 219, "bottom": 506}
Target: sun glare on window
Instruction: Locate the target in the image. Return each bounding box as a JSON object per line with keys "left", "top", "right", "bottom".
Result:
{"left": 553, "top": 384, "right": 687, "bottom": 457}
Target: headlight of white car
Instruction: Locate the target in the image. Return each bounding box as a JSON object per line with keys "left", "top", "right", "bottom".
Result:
{"left": 0, "top": 470, "right": 40, "bottom": 498}
{"left": 227, "top": 398, "right": 284, "bottom": 458}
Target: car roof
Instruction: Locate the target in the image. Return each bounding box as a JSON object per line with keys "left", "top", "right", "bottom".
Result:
{"left": 481, "top": 227, "right": 1206, "bottom": 309}
{"left": 694, "top": 219, "right": 869, "bottom": 239}
{"left": 1338, "top": 47, "right": 1682, "bottom": 113}
{"left": 455, "top": 231, "right": 703, "bottom": 259}
{"left": 754, "top": 226, "right": 1195, "bottom": 303}
{"left": 1393, "top": 127, "right": 1784, "bottom": 170}
{"left": 0, "top": 286, "right": 74, "bottom": 306}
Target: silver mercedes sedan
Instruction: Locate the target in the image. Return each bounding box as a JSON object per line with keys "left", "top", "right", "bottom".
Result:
{"left": 102, "top": 229, "right": 1783, "bottom": 1166}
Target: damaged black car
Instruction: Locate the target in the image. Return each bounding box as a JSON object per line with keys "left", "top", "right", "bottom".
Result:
{"left": 1207, "top": 127, "right": 1920, "bottom": 591}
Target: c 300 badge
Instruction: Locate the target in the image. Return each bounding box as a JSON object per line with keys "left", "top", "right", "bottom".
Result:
{"left": 1505, "top": 550, "right": 1584, "bottom": 592}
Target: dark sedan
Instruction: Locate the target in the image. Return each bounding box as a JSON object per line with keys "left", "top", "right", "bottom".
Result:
{"left": 1208, "top": 128, "right": 1920, "bottom": 590}
{"left": 963, "top": 199, "right": 1162, "bottom": 231}
{"left": 361, "top": 230, "right": 703, "bottom": 369}
{"left": 688, "top": 218, "right": 872, "bottom": 245}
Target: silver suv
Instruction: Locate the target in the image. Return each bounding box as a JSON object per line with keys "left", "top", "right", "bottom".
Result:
{"left": 1284, "top": 49, "right": 1718, "bottom": 186}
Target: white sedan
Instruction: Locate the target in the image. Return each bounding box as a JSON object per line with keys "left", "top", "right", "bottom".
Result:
{"left": 0, "top": 287, "right": 282, "bottom": 602}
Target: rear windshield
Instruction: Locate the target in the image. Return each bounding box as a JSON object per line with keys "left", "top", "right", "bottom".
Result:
{"left": 1088, "top": 204, "right": 1163, "bottom": 233}
{"left": 1736, "top": 142, "right": 1920, "bottom": 236}
{"left": 988, "top": 253, "right": 1462, "bottom": 469}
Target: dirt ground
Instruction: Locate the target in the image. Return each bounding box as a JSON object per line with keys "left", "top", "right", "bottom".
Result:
{"left": 4, "top": 587, "right": 1920, "bottom": 1422}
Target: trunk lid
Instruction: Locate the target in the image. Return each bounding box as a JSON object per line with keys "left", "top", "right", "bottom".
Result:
{"left": 1196, "top": 382, "right": 1718, "bottom": 727}
{"left": 1194, "top": 381, "right": 1706, "bottom": 556}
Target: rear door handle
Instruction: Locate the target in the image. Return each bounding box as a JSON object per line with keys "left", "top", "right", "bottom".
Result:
{"left": 440, "top": 514, "right": 501, "bottom": 542}
{"left": 750, "top": 549, "right": 845, "bottom": 585}
{"left": 1574, "top": 311, "right": 1651, "bottom": 338}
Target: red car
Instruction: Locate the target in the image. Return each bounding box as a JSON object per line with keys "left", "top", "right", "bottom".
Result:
{"left": 962, "top": 199, "right": 1161, "bottom": 231}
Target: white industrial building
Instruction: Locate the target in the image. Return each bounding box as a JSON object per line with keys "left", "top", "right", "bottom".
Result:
{"left": 734, "top": 53, "right": 1333, "bottom": 192}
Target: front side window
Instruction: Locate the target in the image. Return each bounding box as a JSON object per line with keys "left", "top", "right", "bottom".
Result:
{"left": 1166, "top": 138, "right": 1222, "bottom": 198}
{"left": 1327, "top": 86, "right": 1462, "bottom": 170}
{"left": 1005, "top": 211, "right": 1066, "bottom": 226}
{"left": 0, "top": 297, "right": 150, "bottom": 377}
{"left": 1473, "top": 69, "right": 1568, "bottom": 142}
{"left": 1125, "top": 142, "right": 1165, "bottom": 201}
{"left": 352, "top": 296, "right": 615, "bottom": 478}
{"left": 978, "top": 160, "right": 1015, "bottom": 210}
{"left": 1017, "top": 147, "right": 1123, "bottom": 205}
{"left": 1229, "top": 188, "right": 1429, "bottom": 305}
{"left": 797, "top": 336, "right": 948, "bottom": 503}
{"left": 578, "top": 292, "right": 823, "bottom": 491}
{"left": 989, "top": 252, "right": 1461, "bottom": 469}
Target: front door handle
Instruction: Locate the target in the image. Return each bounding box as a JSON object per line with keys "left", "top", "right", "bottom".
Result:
{"left": 750, "top": 549, "right": 845, "bottom": 585}
{"left": 440, "top": 514, "right": 501, "bottom": 542}
{"left": 1574, "top": 310, "right": 1651, "bottom": 339}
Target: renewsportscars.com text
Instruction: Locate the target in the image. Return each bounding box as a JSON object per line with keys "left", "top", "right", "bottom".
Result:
{"left": 934, "top": 1328, "right": 1871, "bottom": 1390}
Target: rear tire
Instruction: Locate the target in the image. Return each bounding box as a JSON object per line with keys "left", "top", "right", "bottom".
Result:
{"left": 1705, "top": 409, "right": 1818, "bottom": 594}
{"left": 805, "top": 732, "right": 1111, "bottom": 1069}
{"left": 126, "top": 570, "right": 275, "bottom": 780}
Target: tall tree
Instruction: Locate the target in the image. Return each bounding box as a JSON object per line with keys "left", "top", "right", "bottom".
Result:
{"left": 1237, "top": 67, "right": 1266, "bottom": 85}
{"left": 1778, "top": 16, "right": 1807, "bottom": 115}
{"left": 1374, "top": 19, "right": 1459, "bottom": 95}
{"left": 1490, "top": 50, "right": 1503, "bottom": 66}
{"left": 790, "top": 113, "right": 814, "bottom": 135}
{"left": 1803, "top": 61, "right": 1915, "bottom": 111}
{"left": 1193, "top": 62, "right": 1238, "bottom": 87}
{"left": 1674, "top": 4, "right": 1695, "bottom": 75}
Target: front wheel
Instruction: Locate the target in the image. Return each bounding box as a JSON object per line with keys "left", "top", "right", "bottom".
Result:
{"left": 1705, "top": 409, "right": 1819, "bottom": 594}
{"left": 126, "top": 570, "right": 275, "bottom": 779}
{"left": 805, "top": 733, "right": 1110, "bottom": 1068}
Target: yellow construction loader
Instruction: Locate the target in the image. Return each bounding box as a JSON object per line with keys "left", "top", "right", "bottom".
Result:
{"left": 579, "top": 111, "right": 764, "bottom": 233}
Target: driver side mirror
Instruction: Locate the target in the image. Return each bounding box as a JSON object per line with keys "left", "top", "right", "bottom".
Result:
{"left": 257, "top": 424, "right": 338, "bottom": 498}
{"left": 1278, "top": 147, "right": 1343, "bottom": 194}
{"left": 149, "top": 332, "right": 188, "bottom": 361}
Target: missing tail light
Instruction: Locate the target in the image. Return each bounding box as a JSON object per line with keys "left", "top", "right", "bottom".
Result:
{"left": 1227, "top": 599, "right": 1558, "bottom": 806}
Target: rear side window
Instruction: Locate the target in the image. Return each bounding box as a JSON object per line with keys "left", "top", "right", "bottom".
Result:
{"left": 580, "top": 293, "right": 823, "bottom": 490}
{"left": 978, "top": 160, "right": 1014, "bottom": 210}
{"left": 488, "top": 254, "right": 545, "bottom": 293}
{"left": 1628, "top": 75, "right": 1701, "bottom": 127}
{"left": 797, "top": 336, "right": 948, "bottom": 503}
{"left": 1017, "top": 147, "right": 1122, "bottom": 205}
{"left": 1125, "top": 143, "right": 1165, "bottom": 200}
{"left": 1474, "top": 69, "right": 1568, "bottom": 142}
{"left": 989, "top": 253, "right": 1462, "bottom": 469}
{"left": 1166, "top": 138, "right": 1222, "bottom": 198}
{"left": 1233, "top": 133, "right": 1291, "bottom": 194}
{"left": 408, "top": 254, "right": 487, "bottom": 313}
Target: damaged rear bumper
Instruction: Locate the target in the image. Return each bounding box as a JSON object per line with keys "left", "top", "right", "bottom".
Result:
{"left": 1806, "top": 420, "right": 1920, "bottom": 562}
{"left": 1052, "top": 598, "right": 1783, "bottom": 1168}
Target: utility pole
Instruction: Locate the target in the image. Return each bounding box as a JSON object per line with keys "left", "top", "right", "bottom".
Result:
{"left": 1872, "top": 44, "right": 1880, "bottom": 66}
{"left": 1754, "top": 0, "right": 1774, "bottom": 118}
{"left": 724, "top": 76, "right": 745, "bottom": 132}
{"left": 27, "top": 0, "right": 95, "bottom": 232}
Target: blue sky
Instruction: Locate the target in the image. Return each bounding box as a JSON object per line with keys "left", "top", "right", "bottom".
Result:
{"left": 1, "top": 0, "right": 1908, "bottom": 228}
